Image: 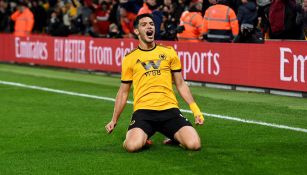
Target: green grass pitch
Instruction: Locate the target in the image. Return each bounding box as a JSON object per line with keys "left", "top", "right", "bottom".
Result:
{"left": 0, "top": 63, "right": 307, "bottom": 175}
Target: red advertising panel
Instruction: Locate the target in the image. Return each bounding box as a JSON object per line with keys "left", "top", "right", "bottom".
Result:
{"left": 0, "top": 34, "right": 306, "bottom": 92}
{"left": 0, "top": 34, "right": 8, "bottom": 61}
{"left": 169, "top": 40, "right": 307, "bottom": 92}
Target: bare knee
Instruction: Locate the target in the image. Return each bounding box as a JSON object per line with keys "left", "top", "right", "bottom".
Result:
{"left": 174, "top": 126, "right": 202, "bottom": 151}
{"left": 123, "top": 139, "right": 144, "bottom": 152}
{"left": 184, "top": 139, "right": 201, "bottom": 151}
{"left": 123, "top": 128, "right": 147, "bottom": 153}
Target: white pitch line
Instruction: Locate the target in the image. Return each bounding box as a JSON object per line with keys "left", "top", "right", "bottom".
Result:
{"left": 1, "top": 80, "right": 307, "bottom": 133}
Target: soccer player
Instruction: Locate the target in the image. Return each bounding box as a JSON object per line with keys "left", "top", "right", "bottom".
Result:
{"left": 105, "top": 13, "right": 204, "bottom": 152}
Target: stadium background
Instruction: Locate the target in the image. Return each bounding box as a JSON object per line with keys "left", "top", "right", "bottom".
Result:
{"left": 0, "top": 33, "right": 307, "bottom": 174}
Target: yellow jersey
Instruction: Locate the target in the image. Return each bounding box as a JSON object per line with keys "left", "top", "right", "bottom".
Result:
{"left": 121, "top": 44, "right": 181, "bottom": 111}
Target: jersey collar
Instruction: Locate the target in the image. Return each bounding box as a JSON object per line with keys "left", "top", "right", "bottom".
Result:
{"left": 138, "top": 43, "right": 156, "bottom": 52}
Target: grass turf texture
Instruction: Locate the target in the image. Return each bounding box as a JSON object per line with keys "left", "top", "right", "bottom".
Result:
{"left": 0, "top": 63, "right": 307, "bottom": 175}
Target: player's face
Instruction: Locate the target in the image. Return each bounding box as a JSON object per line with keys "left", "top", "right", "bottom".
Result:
{"left": 135, "top": 17, "right": 155, "bottom": 44}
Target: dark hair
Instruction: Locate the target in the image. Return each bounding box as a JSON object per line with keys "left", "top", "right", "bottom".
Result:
{"left": 217, "top": 0, "right": 229, "bottom": 5}
{"left": 133, "top": 13, "right": 154, "bottom": 29}
{"left": 17, "top": 0, "right": 27, "bottom": 6}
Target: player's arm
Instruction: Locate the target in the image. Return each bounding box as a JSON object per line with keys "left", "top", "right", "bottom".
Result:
{"left": 105, "top": 82, "right": 131, "bottom": 133}
{"left": 172, "top": 72, "right": 204, "bottom": 125}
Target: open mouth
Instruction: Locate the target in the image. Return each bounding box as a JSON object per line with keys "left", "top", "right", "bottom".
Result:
{"left": 146, "top": 30, "right": 154, "bottom": 37}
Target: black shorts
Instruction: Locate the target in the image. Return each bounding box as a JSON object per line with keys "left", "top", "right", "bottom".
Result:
{"left": 128, "top": 108, "right": 192, "bottom": 140}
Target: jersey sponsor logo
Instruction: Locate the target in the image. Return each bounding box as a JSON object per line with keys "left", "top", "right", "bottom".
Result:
{"left": 144, "top": 70, "right": 161, "bottom": 76}
{"left": 137, "top": 58, "right": 165, "bottom": 77}
{"left": 137, "top": 59, "right": 162, "bottom": 70}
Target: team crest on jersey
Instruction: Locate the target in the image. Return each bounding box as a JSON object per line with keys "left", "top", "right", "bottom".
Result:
{"left": 159, "top": 54, "right": 166, "bottom": 60}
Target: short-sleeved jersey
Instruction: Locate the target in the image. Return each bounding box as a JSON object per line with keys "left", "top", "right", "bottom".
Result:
{"left": 121, "top": 44, "right": 181, "bottom": 112}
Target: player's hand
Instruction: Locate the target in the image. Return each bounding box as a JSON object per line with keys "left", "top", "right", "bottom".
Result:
{"left": 195, "top": 115, "right": 204, "bottom": 125}
{"left": 105, "top": 120, "right": 117, "bottom": 134}
{"left": 189, "top": 102, "right": 204, "bottom": 125}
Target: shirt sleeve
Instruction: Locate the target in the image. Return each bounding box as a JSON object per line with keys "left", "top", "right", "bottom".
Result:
{"left": 121, "top": 56, "right": 133, "bottom": 83}
{"left": 169, "top": 47, "right": 181, "bottom": 72}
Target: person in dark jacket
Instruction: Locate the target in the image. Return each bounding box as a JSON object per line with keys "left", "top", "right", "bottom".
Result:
{"left": 257, "top": 0, "right": 271, "bottom": 39}
{"left": 235, "top": 0, "right": 263, "bottom": 43}
{"left": 0, "top": 0, "right": 11, "bottom": 32}
{"left": 47, "top": 8, "right": 70, "bottom": 36}
{"left": 237, "top": 0, "right": 258, "bottom": 27}
{"left": 31, "top": 0, "right": 47, "bottom": 33}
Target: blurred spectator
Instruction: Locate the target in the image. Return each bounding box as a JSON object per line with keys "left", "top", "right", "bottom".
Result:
{"left": 160, "top": 0, "right": 174, "bottom": 24}
{"left": 160, "top": 0, "right": 179, "bottom": 26}
{"left": 109, "top": 0, "right": 120, "bottom": 25}
{"left": 235, "top": 0, "right": 264, "bottom": 43}
{"left": 89, "top": 1, "right": 111, "bottom": 37}
{"left": 107, "top": 23, "right": 123, "bottom": 38}
{"left": 160, "top": 0, "right": 184, "bottom": 40}
{"left": 120, "top": 6, "right": 136, "bottom": 38}
{"left": 7, "top": 1, "right": 17, "bottom": 32}
{"left": 165, "top": 0, "right": 185, "bottom": 24}
{"left": 257, "top": 0, "right": 271, "bottom": 39}
{"left": 69, "top": 0, "right": 89, "bottom": 35}
{"left": 268, "top": 0, "right": 305, "bottom": 40}
{"left": 31, "top": 0, "right": 47, "bottom": 33}
{"left": 237, "top": 0, "right": 257, "bottom": 27}
{"left": 77, "top": 0, "right": 93, "bottom": 35}
{"left": 47, "top": 6, "right": 70, "bottom": 36}
{"left": 177, "top": 0, "right": 203, "bottom": 42}
{"left": 65, "top": 0, "right": 83, "bottom": 34}
{"left": 0, "top": 0, "right": 305, "bottom": 41}
{"left": 11, "top": 0, "right": 34, "bottom": 37}
{"left": 62, "top": 3, "right": 73, "bottom": 32}
{"left": 137, "top": 0, "right": 163, "bottom": 39}
{"left": 0, "top": 0, "right": 10, "bottom": 32}
{"left": 138, "top": 0, "right": 157, "bottom": 15}
{"left": 67, "top": 1, "right": 78, "bottom": 18}
{"left": 202, "top": 0, "right": 239, "bottom": 42}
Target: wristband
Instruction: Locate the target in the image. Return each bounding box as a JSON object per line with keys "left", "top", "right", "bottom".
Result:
{"left": 189, "top": 102, "right": 204, "bottom": 121}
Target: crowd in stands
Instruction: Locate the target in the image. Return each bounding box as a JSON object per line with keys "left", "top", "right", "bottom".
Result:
{"left": 0, "top": 0, "right": 306, "bottom": 43}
